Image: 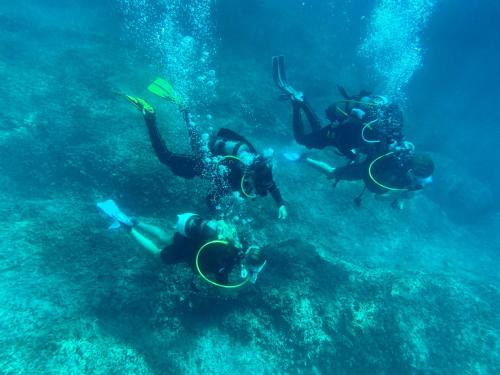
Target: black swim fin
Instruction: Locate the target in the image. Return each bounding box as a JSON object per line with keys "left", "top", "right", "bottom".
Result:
{"left": 272, "top": 55, "right": 288, "bottom": 92}
{"left": 272, "top": 55, "right": 303, "bottom": 102}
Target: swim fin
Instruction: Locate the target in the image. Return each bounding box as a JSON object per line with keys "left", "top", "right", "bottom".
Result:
{"left": 147, "top": 78, "right": 184, "bottom": 106}
{"left": 125, "top": 95, "right": 155, "bottom": 117}
{"left": 272, "top": 55, "right": 303, "bottom": 102}
{"left": 97, "top": 199, "right": 134, "bottom": 230}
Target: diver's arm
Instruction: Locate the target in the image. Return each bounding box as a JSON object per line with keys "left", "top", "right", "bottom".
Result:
{"left": 268, "top": 182, "right": 285, "bottom": 207}
{"left": 268, "top": 182, "right": 288, "bottom": 219}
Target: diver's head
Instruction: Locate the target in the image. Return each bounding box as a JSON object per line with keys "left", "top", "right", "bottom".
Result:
{"left": 409, "top": 153, "right": 435, "bottom": 187}
{"left": 241, "top": 246, "right": 267, "bottom": 283}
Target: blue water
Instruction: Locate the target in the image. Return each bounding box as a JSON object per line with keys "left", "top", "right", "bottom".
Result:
{"left": 0, "top": 0, "right": 498, "bottom": 374}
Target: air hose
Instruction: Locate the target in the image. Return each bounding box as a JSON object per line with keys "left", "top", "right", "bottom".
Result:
{"left": 368, "top": 152, "right": 408, "bottom": 192}
{"left": 195, "top": 240, "right": 250, "bottom": 289}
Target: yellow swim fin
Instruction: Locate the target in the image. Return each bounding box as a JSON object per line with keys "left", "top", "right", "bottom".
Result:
{"left": 147, "top": 78, "right": 184, "bottom": 106}
{"left": 125, "top": 95, "right": 155, "bottom": 117}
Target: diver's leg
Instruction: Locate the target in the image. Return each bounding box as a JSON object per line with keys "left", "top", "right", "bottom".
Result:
{"left": 301, "top": 99, "right": 322, "bottom": 131}
{"left": 144, "top": 114, "right": 201, "bottom": 178}
{"left": 168, "top": 153, "right": 201, "bottom": 178}
{"left": 333, "top": 162, "right": 366, "bottom": 181}
{"left": 144, "top": 114, "right": 174, "bottom": 166}
{"left": 292, "top": 101, "right": 326, "bottom": 149}
{"left": 305, "top": 157, "right": 336, "bottom": 176}
{"left": 292, "top": 100, "right": 308, "bottom": 145}
{"left": 126, "top": 96, "right": 172, "bottom": 164}
{"left": 130, "top": 227, "right": 162, "bottom": 257}
{"left": 135, "top": 222, "right": 170, "bottom": 245}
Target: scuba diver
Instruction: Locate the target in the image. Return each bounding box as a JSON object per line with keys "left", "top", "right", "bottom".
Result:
{"left": 272, "top": 55, "right": 435, "bottom": 207}
{"left": 272, "top": 55, "right": 405, "bottom": 161}
{"left": 97, "top": 199, "right": 267, "bottom": 288}
{"left": 305, "top": 145, "right": 435, "bottom": 208}
{"left": 126, "top": 78, "right": 287, "bottom": 220}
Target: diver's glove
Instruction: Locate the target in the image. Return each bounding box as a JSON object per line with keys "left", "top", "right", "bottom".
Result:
{"left": 278, "top": 205, "right": 288, "bottom": 220}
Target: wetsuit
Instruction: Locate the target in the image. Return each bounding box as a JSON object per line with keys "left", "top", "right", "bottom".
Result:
{"left": 144, "top": 112, "right": 285, "bottom": 208}
{"left": 160, "top": 215, "right": 240, "bottom": 284}
{"left": 292, "top": 96, "right": 404, "bottom": 161}
{"left": 332, "top": 151, "right": 423, "bottom": 194}
{"left": 208, "top": 128, "right": 285, "bottom": 207}
{"left": 292, "top": 99, "right": 366, "bottom": 160}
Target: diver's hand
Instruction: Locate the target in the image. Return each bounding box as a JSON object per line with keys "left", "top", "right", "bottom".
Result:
{"left": 278, "top": 205, "right": 288, "bottom": 220}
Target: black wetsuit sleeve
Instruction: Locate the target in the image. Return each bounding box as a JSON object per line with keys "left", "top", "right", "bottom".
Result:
{"left": 268, "top": 182, "right": 285, "bottom": 207}
{"left": 144, "top": 115, "right": 201, "bottom": 179}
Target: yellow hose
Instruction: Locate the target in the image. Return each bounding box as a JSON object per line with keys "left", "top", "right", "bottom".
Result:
{"left": 361, "top": 119, "right": 381, "bottom": 143}
{"left": 368, "top": 152, "right": 409, "bottom": 192}
{"left": 195, "top": 240, "right": 250, "bottom": 289}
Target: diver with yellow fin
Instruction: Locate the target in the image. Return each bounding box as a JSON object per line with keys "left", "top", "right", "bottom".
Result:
{"left": 97, "top": 199, "right": 267, "bottom": 288}
{"left": 126, "top": 78, "right": 287, "bottom": 219}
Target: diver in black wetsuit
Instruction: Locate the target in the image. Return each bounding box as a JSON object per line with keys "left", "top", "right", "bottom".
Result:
{"left": 126, "top": 96, "right": 287, "bottom": 219}
{"left": 306, "top": 145, "right": 435, "bottom": 208}
{"left": 290, "top": 88, "right": 405, "bottom": 161}
{"left": 272, "top": 55, "right": 404, "bottom": 161}
{"left": 272, "top": 55, "right": 435, "bottom": 207}
{"left": 97, "top": 200, "right": 267, "bottom": 287}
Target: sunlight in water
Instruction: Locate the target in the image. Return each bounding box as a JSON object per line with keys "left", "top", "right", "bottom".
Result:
{"left": 359, "top": 0, "right": 437, "bottom": 99}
